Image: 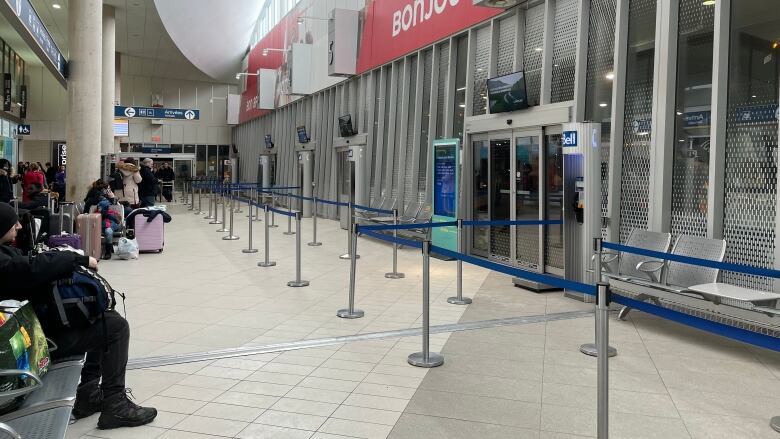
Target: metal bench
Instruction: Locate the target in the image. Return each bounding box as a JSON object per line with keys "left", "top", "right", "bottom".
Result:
{"left": 0, "top": 355, "right": 85, "bottom": 439}
{"left": 594, "top": 229, "right": 672, "bottom": 282}
{"left": 614, "top": 234, "right": 724, "bottom": 320}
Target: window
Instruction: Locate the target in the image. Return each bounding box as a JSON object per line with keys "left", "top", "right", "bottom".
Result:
{"left": 452, "top": 35, "right": 469, "bottom": 143}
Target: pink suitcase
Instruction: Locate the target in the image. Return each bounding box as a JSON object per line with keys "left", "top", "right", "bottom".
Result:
{"left": 134, "top": 214, "right": 164, "bottom": 253}
{"left": 76, "top": 213, "right": 102, "bottom": 259}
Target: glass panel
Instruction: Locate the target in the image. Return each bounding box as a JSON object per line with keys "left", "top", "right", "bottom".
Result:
{"left": 671, "top": 0, "right": 714, "bottom": 238}
{"left": 722, "top": 0, "right": 780, "bottom": 290}
{"left": 472, "top": 140, "right": 490, "bottom": 255}
{"left": 207, "top": 145, "right": 217, "bottom": 177}
{"left": 489, "top": 138, "right": 511, "bottom": 262}
{"left": 453, "top": 35, "right": 469, "bottom": 142}
{"left": 403, "top": 55, "right": 418, "bottom": 204}
{"left": 419, "top": 49, "right": 433, "bottom": 196}
{"left": 436, "top": 41, "right": 450, "bottom": 139}
{"left": 196, "top": 145, "right": 206, "bottom": 176}
{"left": 545, "top": 134, "right": 564, "bottom": 270}
{"left": 173, "top": 159, "right": 191, "bottom": 192}
{"left": 619, "top": 0, "right": 656, "bottom": 243}
{"left": 515, "top": 136, "right": 540, "bottom": 268}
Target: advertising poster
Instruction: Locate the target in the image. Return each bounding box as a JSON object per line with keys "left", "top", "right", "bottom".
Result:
{"left": 431, "top": 138, "right": 460, "bottom": 252}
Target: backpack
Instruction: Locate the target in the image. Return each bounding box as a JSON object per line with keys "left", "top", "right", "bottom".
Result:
{"left": 109, "top": 171, "right": 124, "bottom": 191}
{"left": 46, "top": 266, "right": 123, "bottom": 328}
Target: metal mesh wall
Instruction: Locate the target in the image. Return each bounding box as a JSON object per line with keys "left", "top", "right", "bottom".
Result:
{"left": 618, "top": 0, "right": 656, "bottom": 243}
{"left": 381, "top": 66, "right": 392, "bottom": 197}
{"left": 550, "top": 0, "right": 578, "bottom": 103}
{"left": 436, "top": 41, "right": 450, "bottom": 139}
{"left": 472, "top": 26, "right": 491, "bottom": 116}
{"left": 392, "top": 61, "right": 404, "bottom": 200}
{"left": 403, "top": 56, "right": 418, "bottom": 206}
{"left": 370, "top": 70, "right": 380, "bottom": 201}
{"left": 496, "top": 15, "right": 517, "bottom": 77}
{"left": 523, "top": 4, "right": 545, "bottom": 106}
{"left": 670, "top": 0, "right": 714, "bottom": 239}
{"left": 419, "top": 49, "right": 433, "bottom": 196}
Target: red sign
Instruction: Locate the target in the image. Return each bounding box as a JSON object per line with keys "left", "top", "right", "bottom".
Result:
{"left": 151, "top": 135, "right": 161, "bottom": 142}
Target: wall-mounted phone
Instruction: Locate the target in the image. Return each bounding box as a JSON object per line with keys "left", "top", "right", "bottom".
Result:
{"left": 573, "top": 177, "right": 585, "bottom": 224}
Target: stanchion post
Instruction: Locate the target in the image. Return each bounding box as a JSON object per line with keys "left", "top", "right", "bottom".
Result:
{"left": 308, "top": 197, "right": 322, "bottom": 246}
{"left": 222, "top": 187, "right": 239, "bottom": 240}
{"left": 596, "top": 282, "right": 610, "bottom": 439}
{"left": 208, "top": 185, "right": 221, "bottom": 224}
{"left": 385, "top": 209, "right": 404, "bottom": 279}
{"left": 771, "top": 417, "right": 780, "bottom": 433}
{"left": 447, "top": 219, "right": 471, "bottom": 304}
{"left": 408, "top": 241, "right": 444, "bottom": 368}
{"left": 194, "top": 185, "right": 203, "bottom": 214}
{"left": 284, "top": 193, "right": 295, "bottom": 235}
{"left": 337, "top": 223, "right": 365, "bottom": 319}
{"left": 339, "top": 202, "right": 360, "bottom": 260}
{"left": 216, "top": 187, "right": 228, "bottom": 231}
{"left": 188, "top": 181, "right": 195, "bottom": 210}
{"left": 269, "top": 193, "right": 278, "bottom": 228}
{"left": 242, "top": 200, "right": 258, "bottom": 253}
{"left": 234, "top": 186, "right": 243, "bottom": 213}
{"left": 257, "top": 205, "right": 276, "bottom": 267}
{"left": 287, "top": 212, "right": 310, "bottom": 287}
{"left": 581, "top": 238, "right": 617, "bottom": 357}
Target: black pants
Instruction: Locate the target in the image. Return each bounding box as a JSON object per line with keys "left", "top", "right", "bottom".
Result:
{"left": 48, "top": 311, "right": 129, "bottom": 398}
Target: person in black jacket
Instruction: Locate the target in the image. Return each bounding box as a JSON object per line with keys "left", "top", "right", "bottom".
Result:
{"left": 17, "top": 183, "right": 47, "bottom": 210}
{"left": 0, "top": 203, "right": 157, "bottom": 430}
{"left": 137, "top": 158, "right": 157, "bottom": 208}
{"left": 0, "top": 159, "right": 14, "bottom": 204}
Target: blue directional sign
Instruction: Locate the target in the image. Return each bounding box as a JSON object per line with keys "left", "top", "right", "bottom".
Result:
{"left": 1, "top": 0, "right": 67, "bottom": 81}
{"left": 114, "top": 106, "right": 200, "bottom": 120}
{"left": 17, "top": 124, "right": 30, "bottom": 135}
{"left": 562, "top": 131, "right": 578, "bottom": 147}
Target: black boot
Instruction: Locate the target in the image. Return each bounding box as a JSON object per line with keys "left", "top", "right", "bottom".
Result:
{"left": 72, "top": 379, "right": 102, "bottom": 419}
{"left": 102, "top": 243, "right": 112, "bottom": 260}
{"left": 97, "top": 389, "right": 157, "bottom": 430}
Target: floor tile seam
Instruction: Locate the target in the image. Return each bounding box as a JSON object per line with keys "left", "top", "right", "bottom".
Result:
{"left": 401, "top": 407, "right": 541, "bottom": 430}
{"left": 416, "top": 385, "right": 542, "bottom": 405}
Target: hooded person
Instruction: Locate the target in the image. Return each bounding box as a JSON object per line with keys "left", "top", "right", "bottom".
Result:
{"left": 116, "top": 159, "right": 142, "bottom": 206}
{"left": 0, "top": 203, "right": 157, "bottom": 429}
{"left": 0, "top": 159, "right": 14, "bottom": 204}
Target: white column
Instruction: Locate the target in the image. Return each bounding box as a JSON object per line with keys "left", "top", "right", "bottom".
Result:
{"left": 101, "top": 5, "right": 116, "bottom": 154}
{"left": 66, "top": 0, "right": 102, "bottom": 202}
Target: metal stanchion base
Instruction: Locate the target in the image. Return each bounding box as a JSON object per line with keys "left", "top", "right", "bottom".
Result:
{"left": 770, "top": 416, "right": 780, "bottom": 432}
{"left": 208, "top": 220, "right": 222, "bottom": 225}
{"left": 257, "top": 261, "right": 277, "bottom": 267}
{"left": 447, "top": 296, "right": 472, "bottom": 305}
{"left": 235, "top": 208, "right": 243, "bottom": 213}
{"left": 283, "top": 231, "right": 296, "bottom": 235}
{"left": 193, "top": 210, "right": 203, "bottom": 215}
{"left": 340, "top": 253, "right": 360, "bottom": 260}
{"left": 407, "top": 352, "right": 444, "bottom": 368}
{"left": 216, "top": 227, "right": 229, "bottom": 232}
{"left": 579, "top": 343, "right": 617, "bottom": 357}
{"left": 222, "top": 235, "right": 240, "bottom": 241}
{"left": 308, "top": 242, "right": 323, "bottom": 247}
{"left": 242, "top": 249, "right": 259, "bottom": 253}
{"left": 337, "top": 309, "right": 364, "bottom": 319}
{"left": 204, "top": 215, "right": 215, "bottom": 220}
{"left": 385, "top": 272, "right": 405, "bottom": 279}
{"left": 287, "top": 280, "right": 310, "bottom": 287}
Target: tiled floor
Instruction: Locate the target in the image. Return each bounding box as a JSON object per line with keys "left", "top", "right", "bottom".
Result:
{"left": 65, "top": 199, "right": 780, "bottom": 438}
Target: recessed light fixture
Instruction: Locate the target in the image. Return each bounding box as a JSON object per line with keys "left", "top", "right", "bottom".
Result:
{"left": 702, "top": 0, "right": 715, "bottom": 5}
{"left": 676, "top": 111, "right": 683, "bottom": 115}
{"left": 534, "top": 47, "right": 542, "bottom": 52}
{"left": 459, "top": 104, "right": 466, "bottom": 108}
{"left": 751, "top": 95, "right": 757, "bottom": 98}
{"left": 605, "top": 72, "right": 615, "bottom": 80}
{"left": 599, "top": 103, "right": 608, "bottom": 107}
{"left": 52, "top": 3, "right": 61, "bottom": 9}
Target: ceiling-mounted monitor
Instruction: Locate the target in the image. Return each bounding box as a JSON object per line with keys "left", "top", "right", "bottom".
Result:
{"left": 296, "top": 126, "right": 310, "bottom": 144}
{"left": 264, "top": 134, "right": 274, "bottom": 148}
{"left": 486, "top": 71, "right": 529, "bottom": 114}
{"left": 338, "top": 115, "right": 356, "bottom": 137}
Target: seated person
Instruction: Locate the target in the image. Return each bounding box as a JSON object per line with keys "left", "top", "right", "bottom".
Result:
{"left": 0, "top": 203, "right": 157, "bottom": 430}
{"left": 17, "top": 183, "right": 47, "bottom": 210}
{"left": 84, "top": 179, "right": 116, "bottom": 213}
{"left": 98, "top": 198, "right": 122, "bottom": 260}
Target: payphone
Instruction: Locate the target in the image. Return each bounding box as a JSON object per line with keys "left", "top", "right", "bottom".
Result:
{"left": 334, "top": 134, "right": 367, "bottom": 229}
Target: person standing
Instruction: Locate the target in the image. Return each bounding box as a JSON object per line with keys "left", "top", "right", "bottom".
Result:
{"left": 45, "top": 162, "right": 57, "bottom": 188}
{"left": 54, "top": 165, "right": 67, "bottom": 201}
{"left": 138, "top": 158, "right": 158, "bottom": 208}
{"left": 0, "top": 159, "right": 15, "bottom": 204}
{"left": 157, "top": 163, "right": 175, "bottom": 203}
{"left": 22, "top": 163, "right": 45, "bottom": 202}
{"left": 116, "top": 159, "right": 142, "bottom": 207}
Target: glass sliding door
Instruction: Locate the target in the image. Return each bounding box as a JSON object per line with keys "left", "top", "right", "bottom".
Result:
{"left": 545, "top": 132, "right": 565, "bottom": 275}
{"left": 489, "top": 138, "right": 512, "bottom": 262}
{"left": 472, "top": 137, "right": 490, "bottom": 256}
{"left": 515, "top": 135, "right": 541, "bottom": 269}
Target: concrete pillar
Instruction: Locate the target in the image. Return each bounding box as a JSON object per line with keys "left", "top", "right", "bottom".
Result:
{"left": 66, "top": 0, "right": 102, "bottom": 202}
{"left": 101, "top": 5, "right": 116, "bottom": 155}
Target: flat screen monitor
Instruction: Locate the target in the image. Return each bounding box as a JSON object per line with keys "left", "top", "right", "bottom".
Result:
{"left": 338, "top": 115, "right": 356, "bottom": 137}
{"left": 296, "top": 126, "right": 309, "bottom": 144}
{"left": 264, "top": 134, "right": 273, "bottom": 148}
{"left": 433, "top": 143, "right": 457, "bottom": 218}
{"left": 486, "top": 71, "right": 529, "bottom": 114}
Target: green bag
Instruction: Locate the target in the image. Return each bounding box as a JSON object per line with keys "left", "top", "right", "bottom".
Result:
{"left": 0, "top": 301, "right": 51, "bottom": 414}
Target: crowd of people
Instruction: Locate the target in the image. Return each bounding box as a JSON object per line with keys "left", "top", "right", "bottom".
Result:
{"left": 0, "top": 157, "right": 180, "bottom": 431}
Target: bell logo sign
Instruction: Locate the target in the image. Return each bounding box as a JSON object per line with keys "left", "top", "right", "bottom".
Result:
{"left": 392, "top": 0, "right": 461, "bottom": 37}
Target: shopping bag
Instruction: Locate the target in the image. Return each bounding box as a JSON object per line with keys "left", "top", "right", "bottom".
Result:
{"left": 116, "top": 237, "right": 139, "bottom": 260}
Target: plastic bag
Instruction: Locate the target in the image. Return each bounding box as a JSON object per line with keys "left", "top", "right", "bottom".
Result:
{"left": 116, "top": 237, "right": 139, "bottom": 260}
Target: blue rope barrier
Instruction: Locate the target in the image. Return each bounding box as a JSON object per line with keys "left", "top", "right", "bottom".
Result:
{"left": 353, "top": 203, "right": 394, "bottom": 215}
{"left": 602, "top": 241, "right": 780, "bottom": 279}
{"left": 358, "top": 221, "right": 458, "bottom": 232}
{"left": 267, "top": 206, "right": 296, "bottom": 217}
{"left": 318, "top": 198, "right": 348, "bottom": 207}
{"left": 430, "top": 245, "right": 597, "bottom": 296}
{"left": 463, "top": 219, "right": 563, "bottom": 227}
{"left": 360, "top": 230, "right": 423, "bottom": 249}
{"left": 612, "top": 293, "right": 780, "bottom": 352}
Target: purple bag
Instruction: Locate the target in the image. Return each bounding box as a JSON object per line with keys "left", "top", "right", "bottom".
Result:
{"left": 48, "top": 233, "right": 81, "bottom": 249}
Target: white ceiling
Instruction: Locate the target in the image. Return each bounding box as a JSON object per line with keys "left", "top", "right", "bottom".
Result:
{"left": 28, "top": 0, "right": 232, "bottom": 83}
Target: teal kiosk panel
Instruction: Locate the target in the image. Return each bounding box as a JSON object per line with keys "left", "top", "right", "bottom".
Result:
{"left": 431, "top": 139, "right": 460, "bottom": 252}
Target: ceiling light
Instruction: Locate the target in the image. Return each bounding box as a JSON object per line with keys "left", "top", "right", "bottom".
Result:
{"left": 702, "top": 0, "right": 715, "bottom": 5}
{"left": 52, "top": 3, "right": 61, "bottom": 9}
{"left": 605, "top": 72, "right": 615, "bottom": 80}
{"left": 751, "top": 95, "right": 757, "bottom": 98}
{"left": 235, "top": 73, "right": 241, "bottom": 80}
{"left": 676, "top": 111, "right": 683, "bottom": 115}
{"left": 459, "top": 104, "right": 466, "bottom": 108}
{"left": 599, "top": 103, "right": 607, "bottom": 107}
{"left": 772, "top": 42, "right": 779, "bottom": 49}
{"left": 534, "top": 47, "right": 542, "bottom": 52}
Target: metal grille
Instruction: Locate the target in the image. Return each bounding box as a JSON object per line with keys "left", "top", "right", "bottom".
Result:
{"left": 381, "top": 66, "right": 392, "bottom": 195}
{"left": 496, "top": 15, "right": 517, "bottom": 77}
{"left": 490, "top": 226, "right": 512, "bottom": 262}
{"left": 392, "top": 61, "right": 404, "bottom": 200}
{"left": 370, "top": 70, "right": 381, "bottom": 202}
{"left": 404, "top": 56, "right": 418, "bottom": 206}
{"left": 436, "top": 41, "right": 450, "bottom": 138}
{"left": 550, "top": 0, "right": 578, "bottom": 103}
{"left": 523, "top": 4, "right": 545, "bottom": 107}
{"left": 419, "top": 49, "right": 433, "bottom": 195}
{"left": 618, "top": 0, "right": 656, "bottom": 243}
{"left": 545, "top": 134, "right": 565, "bottom": 270}
{"left": 472, "top": 26, "right": 491, "bottom": 116}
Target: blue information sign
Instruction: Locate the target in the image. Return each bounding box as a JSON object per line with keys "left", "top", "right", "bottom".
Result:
{"left": 562, "top": 131, "right": 578, "bottom": 147}
{"left": 3, "top": 0, "right": 67, "bottom": 80}
{"left": 115, "top": 106, "right": 200, "bottom": 120}
{"left": 17, "top": 124, "right": 30, "bottom": 135}
{"left": 142, "top": 145, "right": 172, "bottom": 154}
{"left": 431, "top": 139, "right": 460, "bottom": 252}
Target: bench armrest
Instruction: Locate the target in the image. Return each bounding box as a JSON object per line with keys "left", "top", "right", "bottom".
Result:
{"left": 636, "top": 260, "right": 665, "bottom": 283}
{"left": 589, "top": 252, "right": 619, "bottom": 270}
{"left": 0, "top": 422, "right": 20, "bottom": 439}
{"left": 0, "top": 370, "right": 43, "bottom": 400}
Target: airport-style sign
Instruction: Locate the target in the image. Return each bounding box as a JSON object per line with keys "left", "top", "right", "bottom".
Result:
{"left": 114, "top": 106, "right": 200, "bottom": 120}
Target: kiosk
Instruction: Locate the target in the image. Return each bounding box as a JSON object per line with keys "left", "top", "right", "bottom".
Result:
{"left": 334, "top": 134, "right": 368, "bottom": 229}
{"left": 296, "top": 143, "right": 315, "bottom": 217}
{"left": 431, "top": 139, "right": 460, "bottom": 252}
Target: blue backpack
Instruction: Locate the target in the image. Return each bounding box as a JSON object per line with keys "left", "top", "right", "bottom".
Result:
{"left": 50, "top": 266, "right": 123, "bottom": 328}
